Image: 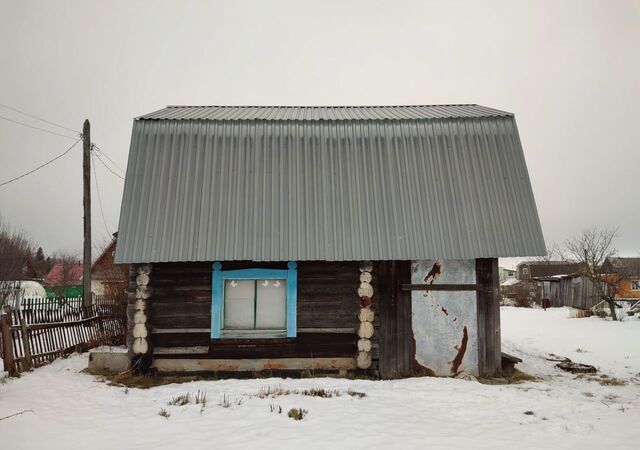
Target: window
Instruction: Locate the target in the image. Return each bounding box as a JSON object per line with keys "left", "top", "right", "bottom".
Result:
{"left": 631, "top": 279, "right": 640, "bottom": 291}
{"left": 211, "top": 262, "right": 297, "bottom": 339}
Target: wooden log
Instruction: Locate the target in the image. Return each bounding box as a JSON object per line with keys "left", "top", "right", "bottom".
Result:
{"left": 359, "top": 272, "right": 372, "bottom": 283}
{"left": 133, "top": 323, "right": 148, "bottom": 338}
{"left": 136, "top": 273, "right": 150, "bottom": 287}
{"left": 133, "top": 311, "right": 147, "bottom": 324}
{"left": 357, "top": 321, "right": 374, "bottom": 339}
{"left": 153, "top": 357, "right": 357, "bottom": 373}
{"left": 153, "top": 346, "right": 209, "bottom": 355}
{"left": 135, "top": 286, "right": 152, "bottom": 300}
{"left": 132, "top": 337, "right": 148, "bottom": 355}
{"left": 357, "top": 282, "right": 373, "bottom": 298}
{"left": 137, "top": 265, "right": 151, "bottom": 275}
{"left": 357, "top": 338, "right": 372, "bottom": 352}
{"left": 152, "top": 327, "right": 210, "bottom": 334}
{"left": 356, "top": 351, "right": 372, "bottom": 369}
{"left": 359, "top": 261, "right": 373, "bottom": 273}
{"left": 401, "top": 283, "right": 482, "bottom": 292}
{"left": 358, "top": 307, "right": 375, "bottom": 323}
{"left": 134, "top": 299, "right": 147, "bottom": 311}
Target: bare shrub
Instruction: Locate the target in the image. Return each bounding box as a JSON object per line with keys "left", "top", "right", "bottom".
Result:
{"left": 288, "top": 408, "right": 308, "bottom": 421}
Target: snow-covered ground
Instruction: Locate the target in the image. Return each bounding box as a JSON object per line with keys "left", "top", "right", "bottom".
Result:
{"left": 1, "top": 307, "right": 638, "bottom": 450}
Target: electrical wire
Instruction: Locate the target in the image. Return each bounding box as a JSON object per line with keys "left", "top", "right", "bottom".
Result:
{"left": 0, "top": 114, "right": 80, "bottom": 140}
{"left": 90, "top": 149, "right": 112, "bottom": 235}
{"left": 92, "top": 145, "right": 125, "bottom": 173}
{"left": 92, "top": 150, "right": 125, "bottom": 180}
{"left": 0, "top": 139, "right": 81, "bottom": 187}
{"left": 0, "top": 102, "right": 80, "bottom": 134}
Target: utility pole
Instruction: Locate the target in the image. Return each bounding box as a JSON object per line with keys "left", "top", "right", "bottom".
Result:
{"left": 82, "top": 119, "right": 91, "bottom": 308}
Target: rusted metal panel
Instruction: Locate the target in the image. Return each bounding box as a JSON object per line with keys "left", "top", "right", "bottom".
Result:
{"left": 411, "top": 260, "right": 479, "bottom": 377}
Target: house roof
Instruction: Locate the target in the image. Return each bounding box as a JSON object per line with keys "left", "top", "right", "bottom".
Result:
{"left": 43, "top": 262, "right": 83, "bottom": 286}
{"left": 518, "top": 261, "right": 584, "bottom": 278}
{"left": 115, "top": 105, "right": 545, "bottom": 263}
{"left": 92, "top": 239, "right": 117, "bottom": 274}
{"left": 139, "top": 105, "right": 512, "bottom": 121}
{"left": 604, "top": 257, "right": 640, "bottom": 277}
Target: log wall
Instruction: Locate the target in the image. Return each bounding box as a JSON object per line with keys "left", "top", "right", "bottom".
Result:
{"left": 144, "top": 261, "right": 361, "bottom": 367}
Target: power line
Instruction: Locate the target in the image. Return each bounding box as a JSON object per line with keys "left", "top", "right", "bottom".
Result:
{"left": 0, "top": 139, "right": 81, "bottom": 187}
{"left": 92, "top": 145, "right": 125, "bottom": 173}
{"left": 92, "top": 150, "right": 125, "bottom": 180}
{"left": 90, "top": 150, "right": 111, "bottom": 235}
{"left": 0, "top": 114, "right": 80, "bottom": 141}
{"left": 0, "top": 103, "right": 80, "bottom": 134}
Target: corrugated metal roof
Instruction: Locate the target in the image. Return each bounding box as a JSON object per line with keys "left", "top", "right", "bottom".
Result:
{"left": 139, "top": 104, "right": 511, "bottom": 121}
{"left": 115, "top": 106, "right": 545, "bottom": 263}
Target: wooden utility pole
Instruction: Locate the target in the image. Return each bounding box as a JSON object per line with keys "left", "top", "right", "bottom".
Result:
{"left": 82, "top": 120, "right": 92, "bottom": 308}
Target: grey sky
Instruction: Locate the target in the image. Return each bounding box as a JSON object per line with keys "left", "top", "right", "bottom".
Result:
{"left": 1, "top": 0, "right": 639, "bottom": 259}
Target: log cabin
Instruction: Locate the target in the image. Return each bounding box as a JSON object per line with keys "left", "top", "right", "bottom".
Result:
{"left": 114, "top": 105, "right": 545, "bottom": 378}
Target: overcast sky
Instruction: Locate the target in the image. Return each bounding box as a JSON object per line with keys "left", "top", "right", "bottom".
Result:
{"left": 1, "top": 0, "right": 639, "bottom": 260}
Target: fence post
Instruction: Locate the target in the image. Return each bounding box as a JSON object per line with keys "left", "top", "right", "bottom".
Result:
{"left": 18, "top": 311, "right": 33, "bottom": 371}
{"left": 1, "top": 305, "right": 17, "bottom": 376}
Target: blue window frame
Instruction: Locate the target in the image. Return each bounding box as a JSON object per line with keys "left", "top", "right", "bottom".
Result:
{"left": 211, "top": 261, "right": 297, "bottom": 339}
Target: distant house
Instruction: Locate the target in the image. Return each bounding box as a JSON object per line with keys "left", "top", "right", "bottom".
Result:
{"left": 19, "top": 258, "right": 40, "bottom": 281}
{"left": 114, "top": 105, "right": 546, "bottom": 378}
{"left": 498, "top": 266, "right": 516, "bottom": 283}
{"left": 602, "top": 257, "right": 640, "bottom": 300}
{"left": 91, "top": 233, "right": 128, "bottom": 298}
{"left": 516, "top": 261, "right": 583, "bottom": 281}
{"left": 503, "top": 261, "right": 587, "bottom": 306}
{"left": 43, "top": 261, "right": 83, "bottom": 298}
{"left": 541, "top": 274, "right": 601, "bottom": 310}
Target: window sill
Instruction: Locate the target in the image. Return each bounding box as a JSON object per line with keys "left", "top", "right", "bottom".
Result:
{"left": 220, "top": 330, "right": 287, "bottom": 339}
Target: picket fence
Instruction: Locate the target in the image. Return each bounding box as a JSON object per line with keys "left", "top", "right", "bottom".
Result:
{"left": 0, "top": 296, "right": 125, "bottom": 375}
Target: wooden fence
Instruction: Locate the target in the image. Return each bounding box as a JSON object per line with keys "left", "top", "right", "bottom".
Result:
{"left": 0, "top": 296, "right": 125, "bottom": 375}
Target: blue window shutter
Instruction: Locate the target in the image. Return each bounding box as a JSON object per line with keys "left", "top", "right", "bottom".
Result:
{"left": 286, "top": 261, "right": 297, "bottom": 337}
{"left": 211, "top": 262, "right": 223, "bottom": 339}
{"left": 211, "top": 262, "right": 297, "bottom": 339}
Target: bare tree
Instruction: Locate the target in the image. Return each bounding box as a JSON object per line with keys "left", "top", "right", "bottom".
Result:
{"left": 0, "top": 217, "right": 33, "bottom": 306}
{"left": 564, "top": 226, "right": 620, "bottom": 320}
{"left": 536, "top": 242, "right": 569, "bottom": 262}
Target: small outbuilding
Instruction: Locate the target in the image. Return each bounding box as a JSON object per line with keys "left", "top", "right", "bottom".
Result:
{"left": 114, "top": 105, "right": 545, "bottom": 378}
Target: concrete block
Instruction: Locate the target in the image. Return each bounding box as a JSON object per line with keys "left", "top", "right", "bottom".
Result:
{"left": 88, "top": 348, "right": 131, "bottom": 374}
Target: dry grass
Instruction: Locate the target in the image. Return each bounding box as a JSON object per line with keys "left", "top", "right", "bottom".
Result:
{"left": 288, "top": 407, "right": 308, "bottom": 421}
{"left": 158, "top": 408, "right": 170, "bottom": 419}
{"left": 347, "top": 389, "right": 366, "bottom": 398}
{"left": 95, "top": 371, "right": 203, "bottom": 389}
{"left": 596, "top": 375, "right": 627, "bottom": 386}
{"left": 255, "top": 385, "right": 365, "bottom": 399}
{"left": 300, "top": 388, "right": 340, "bottom": 398}
{"left": 507, "top": 369, "right": 539, "bottom": 384}
{"left": 478, "top": 369, "right": 539, "bottom": 385}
